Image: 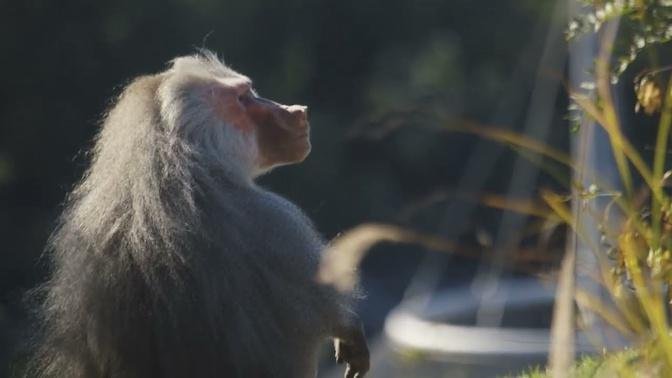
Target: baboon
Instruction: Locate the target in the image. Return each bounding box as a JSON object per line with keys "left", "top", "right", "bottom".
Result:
{"left": 30, "top": 51, "right": 369, "bottom": 378}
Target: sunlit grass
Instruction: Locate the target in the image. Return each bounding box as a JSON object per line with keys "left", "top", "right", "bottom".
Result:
{"left": 515, "top": 350, "right": 647, "bottom": 378}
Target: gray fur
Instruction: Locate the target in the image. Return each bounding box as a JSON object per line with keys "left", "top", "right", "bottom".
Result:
{"left": 28, "top": 52, "right": 359, "bottom": 378}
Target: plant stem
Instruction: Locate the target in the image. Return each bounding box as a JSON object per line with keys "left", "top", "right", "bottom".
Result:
{"left": 651, "top": 76, "right": 672, "bottom": 250}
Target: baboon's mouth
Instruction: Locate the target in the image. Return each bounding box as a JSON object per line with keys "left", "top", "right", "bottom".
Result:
{"left": 294, "top": 128, "right": 310, "bottom": 139}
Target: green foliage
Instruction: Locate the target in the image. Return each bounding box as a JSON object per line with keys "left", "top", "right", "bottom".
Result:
{"left": 515, "top": 352, "right": 641, "bottom": 377}
{"left": 568, "top": 0, "right": 672, "bottom": 80}
{"left": 529, "top": 1, "right": 672, "bottom": 376}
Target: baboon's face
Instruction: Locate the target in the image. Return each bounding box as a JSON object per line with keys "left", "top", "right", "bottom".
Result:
{"left": 209, "top": 75, "right": 310, "bottom": 169}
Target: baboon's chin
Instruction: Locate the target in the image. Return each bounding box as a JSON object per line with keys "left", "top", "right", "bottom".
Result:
{"left": 294, "top": 138, "right": 311, "bottom": 162}
{"left": 258, "top": 138, "right": 311, "bottom": 169}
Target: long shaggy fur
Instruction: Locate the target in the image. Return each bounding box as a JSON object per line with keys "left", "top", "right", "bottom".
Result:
{"left": 29, "top": 52, "right": 350, "bottom": 378}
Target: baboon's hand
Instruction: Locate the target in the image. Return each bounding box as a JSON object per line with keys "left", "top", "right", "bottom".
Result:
{"left": 334, "top": 330, "right": 369, "bottom": 378}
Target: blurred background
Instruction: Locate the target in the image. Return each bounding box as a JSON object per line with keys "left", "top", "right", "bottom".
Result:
{"left": 1, "top": 0, "right": 581, "bottom": 376}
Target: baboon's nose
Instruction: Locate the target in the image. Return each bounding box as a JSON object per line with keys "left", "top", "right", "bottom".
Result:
{"left": 287, "top": 105, "right": 308, "bottom": 127}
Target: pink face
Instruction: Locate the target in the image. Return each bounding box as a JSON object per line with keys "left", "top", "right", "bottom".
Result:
{"left": 209, "top": 77, "right": 310, "bottom": 169}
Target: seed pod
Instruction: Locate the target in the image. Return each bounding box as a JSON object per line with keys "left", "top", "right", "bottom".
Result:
{"left": 635, "top": 75, "right": 663, "bottom": 115}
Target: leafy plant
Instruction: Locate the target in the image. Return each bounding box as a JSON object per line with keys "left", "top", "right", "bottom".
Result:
{"left": 568, "top": 0, "right": 672, "bottom": 81}
{"left": 443, "top": 2, "right": 672, "bottom": 375}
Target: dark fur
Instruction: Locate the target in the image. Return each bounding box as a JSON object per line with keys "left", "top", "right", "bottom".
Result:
{"left": 29, "top": 53, "right": 359, "bottom": 378}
